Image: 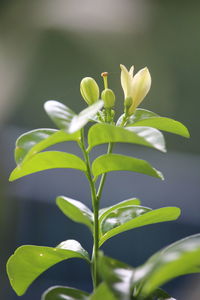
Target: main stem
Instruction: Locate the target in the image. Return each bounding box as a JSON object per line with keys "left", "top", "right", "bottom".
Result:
{"left": 79, "top": 129, "right": 99, "bottom": 288}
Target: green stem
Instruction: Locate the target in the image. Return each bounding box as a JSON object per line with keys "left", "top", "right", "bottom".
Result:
{"left": 79, "top": 129, "right": 99, "bottom": 288}
{"left": 97, "top": 142, "right": 113, "bottom": 201}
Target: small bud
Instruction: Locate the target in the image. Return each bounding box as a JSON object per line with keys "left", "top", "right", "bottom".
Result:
{"left": 80, "top": 77, "right": 99, "bottom": 105}
{"left": 101, "top": 88, "right": 115, "bottom": 108}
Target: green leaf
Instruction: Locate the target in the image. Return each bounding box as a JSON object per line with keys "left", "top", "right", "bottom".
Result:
{"left": 122, "top": 109, "right": 190, "bottom": 138}
{"left": 100, "top": 205, "right": 151, "bottom": 236}
{"left": 99, "top": 198, "right": 141, "bottom": 224}
{"left": 44, "top": 101, "right": 76, "bottom": 131}
{"left": 15, "top": 129, "right": 80, "bottom": 165}
{"left": 117, "top": 109, "right": 158, "bottom": 126}
{"left": 88, "top": 123, "right": 166, "bottom": 152}
{"left": 134, "top": 234, "right": 200, "bottom": 298}
{"left": 42, "top": 286, "right": 89, "bottom": 300}
{"left": 7, "top": 240, "right": 90, "bottom": 296}
{"left": 90, "top": 283, "right": 117, "bottom": 300}
{"left": 99, "top": 207, "right": 180, "bottom": 246}
{"left": 97, "top": 255, "right": 134, "bottom": 300}
{"left": 9, "top": 151, "right": 86, "bottom": 181}
{"left": 69, "top": 100, "right": 104, "bottom": 133}
{"left": 56, "top": 196, "right": 93, "bottom": 231}
{"left": 150, "top": 288, "right": 174, "bottom": 300}
{"left": 44, "top": 100, "right": 104, "bottom": 133}
{"left": 92, "top": 154, "right": 164, "bottom": 180}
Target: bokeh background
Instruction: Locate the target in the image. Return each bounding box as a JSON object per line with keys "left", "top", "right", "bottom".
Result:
{"left": 1, "top": 1, "right": 200, "bottom": 299}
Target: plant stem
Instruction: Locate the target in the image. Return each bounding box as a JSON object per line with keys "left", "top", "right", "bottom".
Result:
{"left": 79, "top": 129, "right": 99, "bottom": 288}
{"left": 97, "top": 142, "right": 113, "bottom": 201}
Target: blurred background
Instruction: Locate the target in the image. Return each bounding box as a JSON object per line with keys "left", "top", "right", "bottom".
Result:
{"left": 1, "top": 0, "right": 200, "bottom": 299}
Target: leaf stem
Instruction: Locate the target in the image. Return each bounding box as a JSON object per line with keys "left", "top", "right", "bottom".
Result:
{"left": 79, "top": 129, "right": 99, "bottom": 288}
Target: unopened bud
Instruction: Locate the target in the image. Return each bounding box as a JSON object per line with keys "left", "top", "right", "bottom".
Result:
{"left": 101, "top": 88, "right": 115, "bottom": 108}
{"left": 80, "top": 77, "right": 99, "bottom": 105}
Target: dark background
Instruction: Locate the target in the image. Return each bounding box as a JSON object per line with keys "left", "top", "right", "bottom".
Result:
{"left": 0, "top": 1, "right": 200, "bottom": 299}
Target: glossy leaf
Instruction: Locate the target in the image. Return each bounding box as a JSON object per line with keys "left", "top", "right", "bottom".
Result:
{"left": 44, "top": 100, "right": 104, "bottom": 133}
{"left": 130, "top": 117, "right": 189, "bottom": 138}
{"left": 118, "top": 109, "right": 189, "bottom": 138}
{"left": 42, "top": 286, "right": 89, "bottom": 300}
{"left": 44, "top": 101, "right": 76, "bottom": 131}
{"left": 88, "top": 123, "right": 166, "bottom": 152}
{"left": 56, "top": 196, "right": 93, "bottom": 231}
{"left": 98, "top": 255, "right": 134, "bottom": 300}
{"left": 92, "top": 154, "right": 164, "bottom": 180}
{"left": 99, "top": 207, "right": 180, "bottom": 246}
{"left": 9, "top": 151, "right": 86, "bottom": 181}
{"left": 7, "top": 240, "right": 90, "bottom": 296}
{"left": 90, "top": 283, "right": 117, "bottom": 300}
{"left": 15, "top": 129, "right": 80, "bottom": 165}
{"left": 68, "top": 100, "right": 104, "bottom": 133}
{"left": 116, "top": 109, "right": 158, "bottom": 126}
{"left": 134, "top": 234, "right": 200, "bottom": 298}
{"left": 99, "top": 198, "right": 141, "bottom": 224}
{"left": 100, "top": 205, "right": 151, "bottom": 235}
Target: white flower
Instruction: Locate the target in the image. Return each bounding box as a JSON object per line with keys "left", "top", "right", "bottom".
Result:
{"left": 120, "top": 64, "right": 151, "bottom": 115}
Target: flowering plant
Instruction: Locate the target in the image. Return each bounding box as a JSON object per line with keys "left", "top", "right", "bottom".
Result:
{"left": 7, "top": 64, "right": 200, "bottom": 300}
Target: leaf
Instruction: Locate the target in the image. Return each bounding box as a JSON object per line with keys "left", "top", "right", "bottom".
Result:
{"left": 92, "top": 154, "right": 164, "bottom": 180}
{"left": 44, "top": 101, "right": 76, "bottom": 131}
{"left": 134, "top": 234, "right": 200, "bottom": 298}
{"left": 116, "top": 109, "right": 158, "bottom": 126}
{"left": 150, "top": 288, "right": 175, "bottom": 300}
{"left": 120, "top": 108, "right": 190, "bottom": 138}
{"left": 69, "top": 101, "right": 104, "bottom": 133}
{"left": 44, "top": 100, "right": 104, "bottom": 133}
{"left": 90, "top": 283, "right": 117, "bottom": 300}
{"left": 15, "top": 129, "right": 80, "bottom": 165}
{"left": 99, "top": 198, "right": 141, "bottom": 224}
{"left": 56, "top": 196, "right": 93, "bottom": 231}
{"left": 97, "top": 255, "right": 134, "bottom": 300}
{"left": 7, "top": 240, "right": 90, "bottom": 296}
{"left": 88, "top": 123, "right": 166, "bottom": 152}
{"left": 100, "top": 205, "right": 151, "bottom": 235}
{"left": 42, "top": 286, "right": 89, "bottom": 300}
{"left": 99, "top": 207, "right": 180, "bottom": 246}
{"left": 9, "top": 151, "right": 86, "bottom": 181}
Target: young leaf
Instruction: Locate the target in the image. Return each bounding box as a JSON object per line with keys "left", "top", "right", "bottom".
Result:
{"left": 68, "top": 100, "right": 104, "bottom": 133}
{"left": 42, "top": 286, "right": 89, "bottom": 300}
{"left": 15, "top": 129, "right": 80, "bottom": 165}
{"left": 44, "top": 101, "right": 76, "bottom": 131}
{"left": 7, "top": 240, "right": 90, "bottom": 296}
{"left": 56, "top": 196, "right": 94, "bottom": 231}
{"left": 90, "top": 282, "right": 117, "bottom": 300}
{"left": 99, "top": 198, "right": 141, "bottom": 224}
{"left": 92, "top": 154, "right": 164, "bottom": 180}
{"left": 88, "top": 123, "right": 166, "bottom": 152}
{"left": 99, "top": 207, "right": 180, "bottom": 246}
{"left": 44, "top": 100, "right": 104, "bottom": 134}
{"left": 97, "top": 255, "right": 134, "bottom": 300}
{"left": 118, "top": 109, "right": 190, "bottom": 138}
{"left": 9, "top": 151, "right": 87, "bottom": 181}
{"left": 134, "top": 234, "right": 200, "bottom": 298}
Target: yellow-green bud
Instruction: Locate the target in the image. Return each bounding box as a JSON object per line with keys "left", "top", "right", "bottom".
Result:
{"left": 101, "top": 88, "right": 115, "bottom": 108}
{"left": 80, "top": 77, "right": 99, "bottom": 105}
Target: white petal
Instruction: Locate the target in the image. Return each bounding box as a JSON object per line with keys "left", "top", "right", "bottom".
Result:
{"left": 129, "top": 67, "right": 151, "bottom": 114}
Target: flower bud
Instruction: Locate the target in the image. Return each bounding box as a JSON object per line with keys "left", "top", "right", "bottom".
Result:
{"left": 101, "top": 88, "right": 115, "bottom": 108}
{"left": 80, "top": 77, "right": 99, "bottom": 105}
